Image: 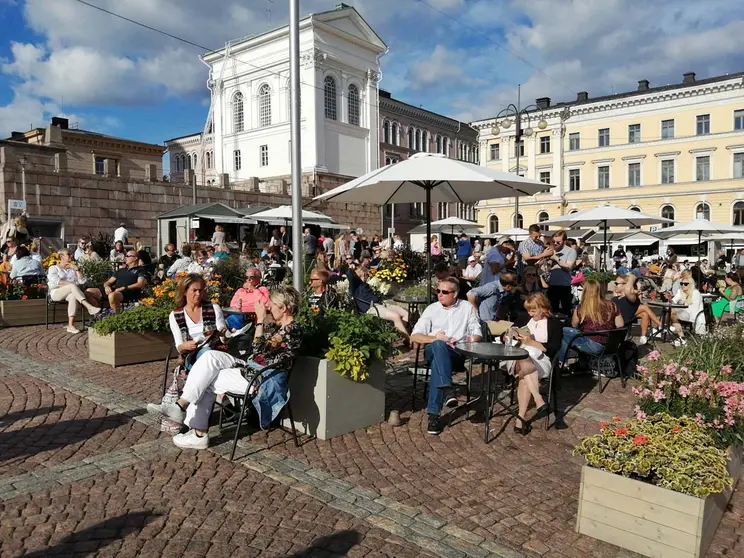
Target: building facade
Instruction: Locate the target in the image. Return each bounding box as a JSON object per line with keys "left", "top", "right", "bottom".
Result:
{"left": 379, "top": 90, "right": 479, "bottom": 237}
{"left": 471, "top": 72, "right": 744, "bottom": 242}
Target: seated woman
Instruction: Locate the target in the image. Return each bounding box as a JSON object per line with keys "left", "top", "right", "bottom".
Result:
{"left": 227, "top": 267, "right": 269, "bottom": 330}
{"left": 77, "top": 242, "right": 101, "bottom": 262}
{"left": 147, "top": 286, "right": 303, "bottom": 450}
{"left": 660, "top": 264, "right": 678, "bottom": 293}
{"left": 48, "top": 248, "right": 101, "bottom": 334}
{"left": 9, "top": 245, "right": 44, "bottom": 282}
{"left": 346, "top": 265, "right": 409, "bottom": 338}
{"left": 612, "top": 274, "right": 662, "bottom": 345}
{"left": 110, "top": 240, "right": 126, "bottom": 264}
{"left": 509, "top": 293, "right": 562, "bottom": 435}
{"left": 559, "top": 279, "right": 624, "bottom": 364}
{"left": 516, "top": 266, "right": 544, "bottom": 300}
{"left": 711, "top": 273, "right": 743, "bottom": 322}
{"left": 213, "top": 243, "right": 230, "bottom": 261}
{"left": 670, "top": 271, "right": 705, "bottom": 344}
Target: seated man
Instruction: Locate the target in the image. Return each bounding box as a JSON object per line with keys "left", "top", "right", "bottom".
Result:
{"left": 167, "top": 244, "right": 193, "bottom": 276}
{"left": 467, "top": 271, "right": 519, "bottom": 323}
{"left": 411, "top": 276, "right": 483, "bottom": 436}
{"left": 103, "top": 250, "right": 147, "bottom": 311}
{"left": 227, "top": 267, "right": 269, "bottom": 330}
{"left": 308, "top": 269, "right": 337, "bottom": 313}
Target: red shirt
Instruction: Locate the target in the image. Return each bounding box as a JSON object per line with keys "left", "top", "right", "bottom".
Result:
{"left": 230, "top": 286, "right": 270, "bottom": 313}
{"left": 580, "top": 302, "right": 619, "bottom": 344}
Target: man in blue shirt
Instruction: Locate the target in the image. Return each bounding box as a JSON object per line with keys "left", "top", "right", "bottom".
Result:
{"left": 456, "top": 234, "right": 472, "bottom": 269}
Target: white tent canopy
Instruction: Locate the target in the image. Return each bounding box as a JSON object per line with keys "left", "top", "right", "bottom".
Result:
{"left": 408, "top": 217, "right": 483, "bottom": 235}
{"left": 492, "top": 227, "right": 530, "bottom": 240}
{"left": 250, "top": 205, "right": 345, "bottom": 228}
{"left": 657, "top": 220, "right": 744, "bottom": 238}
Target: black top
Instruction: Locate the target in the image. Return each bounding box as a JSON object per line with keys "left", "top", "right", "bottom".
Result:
{"left": 543, "top": 317, "right": 564, "bottom": 361}
{"left": 159, "top": 253, "right": 179, "bottom": 268}
{"left": 611, "top": 296, "right": 640, "bottom": 325}
{"left": 138, "top": 249, "right": 152, "bottom": 266}
{"left": 497, "top": 292, "right": 524, "bottom": 324}
{"left": 114, "top": 266, "right": 146, "bottom": 289}
{"left": 345, "top": 269, "right": 380, "bottom": 313}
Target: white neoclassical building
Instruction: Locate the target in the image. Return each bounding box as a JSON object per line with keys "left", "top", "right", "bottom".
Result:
{"left": 166, "top": 4, "right": 386, "bottom": 191}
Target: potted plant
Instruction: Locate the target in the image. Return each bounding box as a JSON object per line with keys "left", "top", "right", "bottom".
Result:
{"left": 0, "top": 281, "right": 50, "bottom": 327}
{"left": 283, "top": 304, "right": 399, "bottom": 440}
{"left": 574, "top": 414, "right": 737, "bottom": 558}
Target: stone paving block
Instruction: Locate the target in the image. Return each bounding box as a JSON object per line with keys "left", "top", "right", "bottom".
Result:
{"left": 289, "top": 483, "right": 334, "bottom": 504}
{"left": 410, "top": 519, "right": 446, "bottom": 541}
{"left": 379, "top": 506, "right": 415, "bottom": 526}
{"left": 443, "top": 536, "right": 490, "bottom": 558}
{"left": 417, "top": 513, "right": 448, "bottom": 529}
{"left": 354, "top": 498, "right": 386, "bottom": 514}
{"left": 264, "top": 471, "right": 298, "bottom": 486}
{"left": 319, "top": 484, "right": 358, "bottom": 503}
{"left": 479, "top": 540, "right": 525, "bottom": 558}
{"left": 61, "top": 464, "right": 103, "bottom": 482}
{"left": 305, "top": 468, "right": 333, "bottom": 481}
{"left": 408, "top": 533, "right": 466, "bottom": 558}
{"left": 327, "top": 499, "right": 371, "bottom": 519}
{"left": 367, "top": 514, "right": 413, "bottom": 538}
{"left": 282, "top": 457, "right": 311, "bottom": 472}
{"left": 350, "top": 486, "right": 381, "bottom": 500}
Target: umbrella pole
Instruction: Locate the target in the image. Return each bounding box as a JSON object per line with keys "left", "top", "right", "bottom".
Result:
{"left": 698, "top": 230, "right": 703, "bottom": 286}
{"left": 603, "top": 221, "right": 608, "bottom": 272}
{"left": 426, "top": 187, "right": 433, "bottom": 304}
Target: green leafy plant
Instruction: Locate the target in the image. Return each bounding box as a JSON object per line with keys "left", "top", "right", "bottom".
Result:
{"left": 297, "top": 304, "right": 399, "bottom": 381}
{"left": 211, "top": 257, "right": 250, "bottom": 291}
{"left": 584, "top": 271, "right": 616, "bottom": 285}
{"left": 92, "top": 305, "right": 171, "bottom": 335}
{"left": 90, "top": 231, "right": 113, "bottom": 259}
{"left": 672, "top": 323, "right": 744, "bottom": 381}
{"left": 575, "top": 414, "right": 733, "bottom": 498}
{"left": 0, "top": 281, "right": 47, "bottom": 301}
{"left": 77, "top": 258, "right": 114, "bottom": 291}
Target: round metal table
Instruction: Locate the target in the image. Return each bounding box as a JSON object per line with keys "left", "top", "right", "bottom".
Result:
{"left": 647, "top": 300, "right": 688, "bottom": 343}
{"left": 455, "top": 342, "right": 529, "bottom": 443}
{"left": 393, "top": 294, "right": 430, "bottom": 328}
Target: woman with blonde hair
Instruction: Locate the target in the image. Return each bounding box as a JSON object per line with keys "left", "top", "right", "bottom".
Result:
{"left": 559, "top": 279, "right": 624, "bottom": 363}
{"left": 670, "top": 271, "right": 705, "bottom": 344}
{"left": 211, "top": 224, "right": 226, "bottom": 246}
{"left": 612, "top": 274, "right": 662, "bottom": 345}
{"left": 509, "top": 293, "right": 563, "bottom": 435}
{"left": 48, "top": 248, "right": 101, "bottom": 334}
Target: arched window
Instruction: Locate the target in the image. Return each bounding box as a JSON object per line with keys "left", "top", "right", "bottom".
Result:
{"left": 233, "top": 91, "right": 244, "bottom": 133}
{"left": 436, "top": 135, "right": 442, "bottom": 154}
{"left": 382, "top": 120, "right": 390, "bottom": 144}
{"left": 538, "top": 211, "right": 550, "bottom": 231}
{"left": 443, "top": 137, "right": 449, "bottom": 156}
{"left": 348, "top": 84, "right": 360, "bottom": 126}
{"left": 184, "top": 154, "right": 190, "bottom": 170}
{"left": 628, "top": 205, "right": 641, "bottom": 229}
{"left": 192, "top": 153, "right": 197, "bottom": 169}
{"left": 258, "top": 84, "right": 271, "bottom": 127}
{"left": 408, "top": 127, "right": 415, "bottom": 149}
{"left": 734, "top": 202, "right": 744, "bottom": 226}
{"left": 488, "top": 215, "right": 499, "bottom": 235}
{"left": 205, "top": 152, "right": 211, "bottom": 169}
{"left": 696, "top": 202, "right": 711, "bottom": 221}
{"left": 661, "top": 204, "right": 675, "bottom": 228}
{"left": 514, "top": 213, "right": 524, "bottom": 229}
{"left": 324, "top": 76, "right": 337, "bottom": 120}
{"left": 391, "top": 122, "right": 399, "bottom": 146}
{"left": 415, "top": 129, "right": 421, "bottom": 151}
{"left": 174, "top": 156, "right": 180, "bottom": 172}
{"left": 422, "top": 131, "right": 428, "bottom": 152}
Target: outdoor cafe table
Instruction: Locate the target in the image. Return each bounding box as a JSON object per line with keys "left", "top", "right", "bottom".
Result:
{"left": 392, "top": 294, "right": 429, "bottom": 328}
{"left": 646, "top": 299, "right": 688, "bottom": 343}
{"left": 454, "top": 342, "right": 529, "bottom": 443}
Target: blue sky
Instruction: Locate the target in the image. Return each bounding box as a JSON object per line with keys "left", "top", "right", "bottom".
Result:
{"left": 1, "top": 0, "right": 744, "bottom": 150}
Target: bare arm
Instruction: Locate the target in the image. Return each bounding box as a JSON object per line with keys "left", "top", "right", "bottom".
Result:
{"left": 571, "top": 308, "right": 580, "bottom": 328}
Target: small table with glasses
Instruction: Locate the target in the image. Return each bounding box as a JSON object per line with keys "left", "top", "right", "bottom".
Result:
{"left": 392, "top": 294, "right": 430, "bottom": 329}
{"left": 454, "top": 342, "right": 529, "bottom": 443}
{"left": 646, "top": 299, "right": 688, "bottom": 343}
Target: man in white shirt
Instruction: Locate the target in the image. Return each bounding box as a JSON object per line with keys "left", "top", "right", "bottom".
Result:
{"left": 167, "top": 245, "right": 194, "bottom": 276}
{"left": 73, "top": 238, "right": 87, "bottom": 261}
{"left": 114, "top": 223, "right": 129, "bottom": 243}
{"left": 462, "top": 256, "right": 482, "bottom": 281}
{"left": 411, "top": 276, "right": 483, "bottom": 436}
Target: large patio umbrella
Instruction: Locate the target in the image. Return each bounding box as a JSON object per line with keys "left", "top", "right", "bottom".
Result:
{"left": 493, "top": 227, "right": 530, "bottom": 240}
{"left": 313, "top": 153, "right": 545, "bottom": 299}
{"left": 707, "top": 232, "right": 744, "bottom": 256}
{"left": 539, "top": 205, "right": 674, "bottom": 270}
{"left": 250, "top": 205, "right": 340, "bottom": 227}
{"left": 408, "top": 216, "right": 483, "bottom": 236}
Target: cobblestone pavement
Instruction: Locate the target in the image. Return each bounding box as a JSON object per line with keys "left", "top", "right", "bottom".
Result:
{"left": 0, "top": 324, "right": 741, "bottom": 557}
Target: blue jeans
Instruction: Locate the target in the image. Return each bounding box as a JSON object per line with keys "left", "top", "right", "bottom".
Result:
{"left": 559, "top": 327, "right": 604, "bottom": 363}
{"left": 425, "top": 341, "right": 465, "bottom": 415}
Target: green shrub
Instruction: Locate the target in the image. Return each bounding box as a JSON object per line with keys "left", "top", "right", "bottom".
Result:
{"left": 92, "top": 306, "right": 171, "bottom": 335}
{"left": 212, "top": 257, "right": 250, "bottom": 291}
{"left": 584, "top": 271, "right": 616, "bottom": 285}
{"left": 78, "top": 258, "right": 114, "bottom": 291}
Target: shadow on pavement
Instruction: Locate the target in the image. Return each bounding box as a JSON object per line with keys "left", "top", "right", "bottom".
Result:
{"left": 0, "top": 405, "right": 66, "bottom": 426}
{"left": 288, "top": 529, "right": 363, "bottom": 557}
{"left": 23, "top": 510, "right": 163, "bottom": 557}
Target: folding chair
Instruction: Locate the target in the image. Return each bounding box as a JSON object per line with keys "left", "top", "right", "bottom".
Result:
{"left": 217, "top": 358, "right": 299, "bottom": 460}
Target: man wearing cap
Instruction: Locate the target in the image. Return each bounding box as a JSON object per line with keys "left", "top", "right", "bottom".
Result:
{"left": 114, "top": 223, "right": 129, "bottom": 244}
{"left": 462, "top": 255, "right": 482, "bottom": 281}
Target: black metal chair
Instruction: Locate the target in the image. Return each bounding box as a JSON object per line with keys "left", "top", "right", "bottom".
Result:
{"left": 45, "top": 290, "right": 87, "bottom": 329}
{"left": 217, "top": 358, "right": 299, "bottom": 460}
{"left": 559, "top": 326, "right": 631, "bottom": 393}
{"left": 543, "top": 352, "right": 568, "bottom": 431}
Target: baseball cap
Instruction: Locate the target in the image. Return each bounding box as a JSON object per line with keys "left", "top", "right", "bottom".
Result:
{"left": 468, "top": 256, "right": 475, "bottom": 262}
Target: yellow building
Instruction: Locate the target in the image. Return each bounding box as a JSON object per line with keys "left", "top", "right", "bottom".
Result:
{"left": 471, "top": 72, "right": 744, "bottom": 246}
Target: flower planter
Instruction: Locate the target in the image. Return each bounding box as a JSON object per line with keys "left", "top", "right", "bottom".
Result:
{"left": 282, "top": 356, "right": 385, "bottom": 440}
{"left": 88, "top": 329, "right": 171, "bottom": 367}
{"left": 576, "top": 445, "right": 742, "bottom": 558}
{"left": 0, "top": 299, "right": 61, "bottom": 327}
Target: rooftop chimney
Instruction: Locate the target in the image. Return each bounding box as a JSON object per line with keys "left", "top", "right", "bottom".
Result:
{"left": 637, "top": 79, "right": 649, "bottom": 91}
{"left": 577, "top": 91, "right": 589, "bottom": 102}
{"left": 683, "top": 72, "right": 696, "bottom": 85}
{"left": 51, "top": 116, "right": 69, "bottom": 130}
{"left": 536, "top": 97, "right": 551, "bottom": 109}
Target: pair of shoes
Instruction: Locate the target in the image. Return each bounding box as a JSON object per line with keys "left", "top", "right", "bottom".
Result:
{"left": 65, "top": 326, "right": 81, "bottom": 334}
{"left": 530, "top": 403, "right": 550, "bottom": 423}
{"left": 638, "top": 335, "right": 648, "bottom": 345}
{"left": 427, "top": 413, "right": 443, "bottom": 435}
{"left": 146, "top": 401, "right": 186, "bottom": 424}
{"left": 173, "top": 429, "right": 209, "bottom": 449}
{"left": 513, "top": 418, "right": 532, "bottom": 436}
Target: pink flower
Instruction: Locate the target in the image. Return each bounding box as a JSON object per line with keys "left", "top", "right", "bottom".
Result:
{"left": 653, "top": 389, "right": 665, "bottom": 402}
{"left": 720, "top": 364, "right": 733, "bottom": 376}
{"left": 647, "top": 350, "right": 661, "bottom": 361}
{"left": 678, "top": 386, "right": 690, "bottom": 398}
{"left": 634, "top": 406, "right": 647, "bottom": 421}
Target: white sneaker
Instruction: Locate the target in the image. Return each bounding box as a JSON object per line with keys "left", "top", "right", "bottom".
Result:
{"left": 146, "top": 401, "right": 186, "bottom": 424}
{"left": 638, "top": 335, "right": 648, "bottom": 345}
{"left": 66, "top": 326, "right": 81, "bottom": 334}
{"left": 173, "top": 429, "right": 209, "bottom": 450}
{"left": 673, "top": 338, "right": 687, "bottom": 347}
{"left": 84, "top": 304, "right": 101, "bottom": 316}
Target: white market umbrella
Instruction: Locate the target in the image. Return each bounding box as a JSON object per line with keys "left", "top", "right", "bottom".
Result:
{"left": 493, "top": 227, "right": 530, "bottom": 240}
{"left": 408, "top": 217, "right": 483, "bottom": 236}
{"left": 314, "top": 153, "right": 545, "bottom": 297}
{"left": 707, "top": 232, "right": 744, "bottom": 254}
{"left": 251, "top": 205, "right": 338, "bottom": 226}
{"left": 540, "top": 205, "right": 674, "bottom": 270}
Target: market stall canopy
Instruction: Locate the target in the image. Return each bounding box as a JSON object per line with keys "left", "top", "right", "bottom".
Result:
{"left": 539, "top": 205, "right": 673, "bottom": 228}
{"left": 656, "top": 220, "right": 744, "bottom": 238}
{"left": 487, "top": 227, "right": 530, "bottom": 240}
{"left": 157, "top": 202, "right": 256, "bottom": 224}
{"left": 408, "top": 217, "right": 483, "bottom": 235}
{"left": 587, "top": 231, "right": 660, "bottom": 246}
{"left": 250, "top": 205, "right": 346, "bottom": 228}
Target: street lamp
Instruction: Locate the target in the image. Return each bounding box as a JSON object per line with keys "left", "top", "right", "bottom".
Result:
{"left": 491, "top": 85, "right": 548, "bottom": 228}
{"left": 19, "top": 155, "right": 28, "bottom": 212}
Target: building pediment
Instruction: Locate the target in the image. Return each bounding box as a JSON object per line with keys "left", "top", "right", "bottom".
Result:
{"left": 314, "top": 7, "right": 387, "bottom": 52}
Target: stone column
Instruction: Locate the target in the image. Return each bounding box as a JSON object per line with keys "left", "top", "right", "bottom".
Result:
{"left": 552, "top": 127, "right": 563, "bottom": 198}
{"left": 366, "top": 69, "right": 381, "bottom": 172}
{"left": 527, "top": 135, "right": 537, "bottom": 179}
{"left": 501, "top": 136, "right": 510, "bottom": 173}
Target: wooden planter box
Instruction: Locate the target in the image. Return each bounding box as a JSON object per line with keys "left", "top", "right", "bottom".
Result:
{"left": 282, "top": 356, "right": 385, "bottom": 440}
{"left": 88, "top": 329, "right": 171, "bottom": 367}
{"left": 576, "top": 446, "right": 742, "bottom": 558}
{"left": 0, "top": 298, "right": 63, "bottom": 327}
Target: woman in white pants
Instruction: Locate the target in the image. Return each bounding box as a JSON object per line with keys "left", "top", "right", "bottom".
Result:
{"left": 148, "top": 285, "right": 303, "bottom": 450}
{"left": 47, "top": 249, "right": 101, "bottom": 333}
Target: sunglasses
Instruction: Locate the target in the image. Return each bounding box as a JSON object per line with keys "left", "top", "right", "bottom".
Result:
{"left": 501, "top": 281, "right": 516, "bottom": 287}
{"left": 680, "top": 282, "right": 690, "bottom": 286}
{"left": 126, "top": 254, "right": 137, "bottom": 258}
{"left": 525, "top": 273, "right": 536, "bottom": 277}
{"left": 436, "top": 289, "right": 455, "bottom": 295}
{"left": 246, "top": 275, "right": 260, "bottom": 281}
